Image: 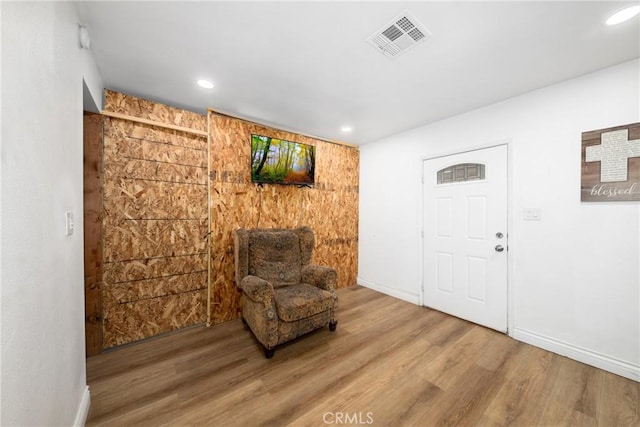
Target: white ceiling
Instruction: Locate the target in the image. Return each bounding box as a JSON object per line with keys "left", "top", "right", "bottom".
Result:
{"left": 75, "top": 1, "right": 639, "bottom": 145}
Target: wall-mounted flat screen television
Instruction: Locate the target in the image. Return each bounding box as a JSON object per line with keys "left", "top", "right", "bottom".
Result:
{"left": 251, "top": 134, "right": 315, "bottom": 185}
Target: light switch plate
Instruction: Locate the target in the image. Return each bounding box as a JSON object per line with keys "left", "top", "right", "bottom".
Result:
{"left": 65, "top": 211, "right": 74, "bottom": 236}
{"left": 523, "top": 208, "right": 541, "bottom": 221}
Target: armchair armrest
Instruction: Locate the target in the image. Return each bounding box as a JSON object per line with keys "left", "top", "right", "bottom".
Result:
{"left": 301, "top": 265, "right": 337, "bottom": 292}
{"left": 240, "top": 276, "right": 275, "bottom": 306}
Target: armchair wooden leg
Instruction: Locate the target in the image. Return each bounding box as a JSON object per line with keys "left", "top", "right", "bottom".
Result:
{"left": 264, "top": 347, "right": 275, "bottom": 359}
{"left": 329, "top": 321, "right": 338, "bottom": 331}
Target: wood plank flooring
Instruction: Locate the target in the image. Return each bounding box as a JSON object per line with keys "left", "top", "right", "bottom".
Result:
{"left": 86, "top": 286, "right": 639, "bottom": 426}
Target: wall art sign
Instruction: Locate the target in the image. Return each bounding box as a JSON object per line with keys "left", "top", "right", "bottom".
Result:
{"left": 581, "top": 122, "right": 640, "bottom": 202}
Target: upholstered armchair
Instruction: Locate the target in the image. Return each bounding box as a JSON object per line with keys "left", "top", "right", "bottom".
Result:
{"left": 234, "top": 227, "right": 338, "bottom": 358}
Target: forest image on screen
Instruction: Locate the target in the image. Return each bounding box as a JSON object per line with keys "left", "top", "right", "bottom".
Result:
{"left": 251, "top": 134, "right": 315, "bottom": 184}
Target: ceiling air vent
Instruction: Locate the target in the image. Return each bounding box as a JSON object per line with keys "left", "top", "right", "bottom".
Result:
{"left": 366, "top": 11, "right": 431, "bottom": 58}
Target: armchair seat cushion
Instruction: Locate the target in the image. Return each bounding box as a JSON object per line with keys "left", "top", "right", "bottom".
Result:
{"left": 274, "top": 284, "right": 334, "bottom": 322}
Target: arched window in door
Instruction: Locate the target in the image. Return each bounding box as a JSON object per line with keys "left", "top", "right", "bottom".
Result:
{"left": 437, "top": 163, "right": 485, "bottom": 184}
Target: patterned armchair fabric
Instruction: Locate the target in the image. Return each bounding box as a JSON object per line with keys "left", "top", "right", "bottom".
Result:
{"left": 234, "top": 227, "right": 338, "bottom": 358}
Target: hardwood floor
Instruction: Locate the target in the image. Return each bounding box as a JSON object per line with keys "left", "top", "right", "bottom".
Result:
{"left": 86, "top": 286, "right": 639, "bottom": 426}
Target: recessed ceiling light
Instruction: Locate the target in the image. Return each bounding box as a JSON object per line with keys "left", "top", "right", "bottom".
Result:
{"left": 606, "top": 5, "right": 640, "bottom": 25}
{"left": 340, "top": 126, "right": 353, "bottom": 133}
{"left": 197, "top": 79, "right": 214, "bottom": 89}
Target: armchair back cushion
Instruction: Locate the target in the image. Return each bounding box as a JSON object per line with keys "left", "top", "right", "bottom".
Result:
{"left": 236, "top": 227, "right": 316, "bottom": 288}
{"left": 248, "top": 231, "right": 302, "bottom": 287}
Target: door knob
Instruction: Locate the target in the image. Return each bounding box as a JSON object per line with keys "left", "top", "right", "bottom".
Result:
{"left": 495, "top": 245, "right": 504, "bottom": 252}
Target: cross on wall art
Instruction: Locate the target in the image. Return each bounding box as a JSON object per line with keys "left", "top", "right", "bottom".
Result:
{"left": 581, "top": 122, "right": 640, "bottom": 202}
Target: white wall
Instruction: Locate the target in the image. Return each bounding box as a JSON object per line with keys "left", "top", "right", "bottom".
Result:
{"left": 359, "top": 60, "right": 640, "bottom": 380}
{"left": 1, "top": 2, "right": 103, "bottom": 425}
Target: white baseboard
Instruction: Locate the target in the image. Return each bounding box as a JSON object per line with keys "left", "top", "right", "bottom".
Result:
{"left": 513, "top": 328, "right": 639, "bottom": 382}
{"left": 357, "top": 278, "right": 420, "bottom": 305}
{"left": 73, "top": 386, "right": 91, "bottom": 427}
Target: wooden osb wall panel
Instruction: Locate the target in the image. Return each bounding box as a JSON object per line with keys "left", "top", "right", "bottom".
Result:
{"left": 102, "top": 218, "right": 207, "bottom": 262}
{"left": 102, "top": 92, "right": 207, "bottom": 348}
{"left": 103, "top": 253, "right": 208, "bottom": 284}
{"left": 102, "top": 289, "right": 205, "bottom": 346}
{"left": 104, "top": 89, "right": 207, "bottom": 133}
{"left": 209, "top": 112, "right": 359, "bottom": 325}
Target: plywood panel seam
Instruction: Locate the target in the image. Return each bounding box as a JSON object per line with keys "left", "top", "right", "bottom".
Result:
{"left": 125, "top": 135, "right": 207, "bottom": 151}
{"left": 108, "top": 270, "right": 208, "bottom": 285}
{"left": 121, "top": 218, "right": 208, "bottom": 222}
{"left": 118, "top": 177, "right": 207, "bottom": 186}
{"left": 104, "top": 252, "right": 208, "bottom": 264}
{"left": 118, "top": 287, "right": 206, "bottom": 305}
{"left": 122, "top": 155, "right": 207, "bottom": 169}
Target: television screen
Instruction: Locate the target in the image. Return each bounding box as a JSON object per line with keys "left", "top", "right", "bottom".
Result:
{"left": 251, "top": 134, "right": 315, "bottom": 185}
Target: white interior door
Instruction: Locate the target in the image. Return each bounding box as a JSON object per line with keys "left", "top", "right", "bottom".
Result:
{"left": 423, "top": 145, "right": 508, "bottom": 332}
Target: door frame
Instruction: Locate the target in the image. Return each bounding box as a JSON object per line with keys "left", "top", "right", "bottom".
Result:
{"left": 419, "top": 140, "right": 515, "bottom": 335}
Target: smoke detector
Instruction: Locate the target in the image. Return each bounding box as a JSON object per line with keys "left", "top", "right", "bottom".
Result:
{"left": 366, "top": 11, "right": 431, "bottom": 58}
